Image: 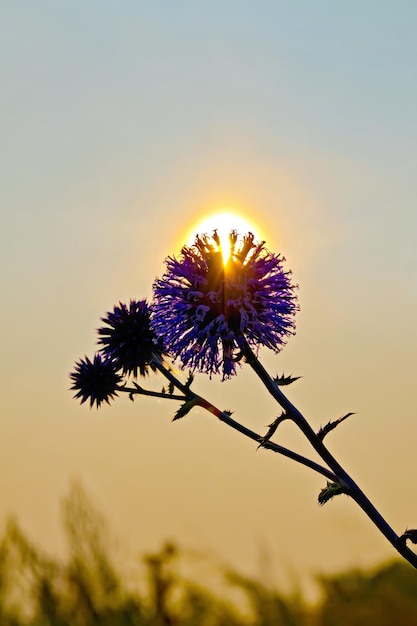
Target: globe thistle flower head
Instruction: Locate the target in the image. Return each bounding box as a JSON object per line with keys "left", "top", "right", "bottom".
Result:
{"left": 70, "top": 354, "right": 122, "bottom": 408}
{"left": 152, "top": 230, "right": 299, "bottom": 379}
{"left": 98, "top": 299, "right": 164, "bottom": 377}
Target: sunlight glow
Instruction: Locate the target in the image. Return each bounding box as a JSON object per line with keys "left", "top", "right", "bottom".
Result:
{"left": 187, "top": 211, "right": 261, "bottom": 264}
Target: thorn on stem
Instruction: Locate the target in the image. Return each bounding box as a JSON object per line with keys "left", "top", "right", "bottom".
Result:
{"left": 257, "top": 412, "right": 288, "bottom": 448}
{"left": 172, "top": 398, "right": 198, "bottom": 421}
{"left": 318, "top": 481, "right": 348, "bottom": 506}
{"left": 185, "top": 372, "right": 194, "bottom": 390}
{"left": 317, "top": 412, "right": 356, "bottom": 441}
{"left": 399, "top": 528, "right": 417, "bottom": 545}
{"left": 273, "top": 373, "right": 301, "bottom": 387}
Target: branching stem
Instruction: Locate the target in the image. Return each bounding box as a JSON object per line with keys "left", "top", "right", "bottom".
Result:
{"left": 117, "top": 386, "right": 184, "bottom": 401}
{"left": 148, "top": 355, "right": 336, "bottom": 481}
{"left": 238, "top": 337, "right": 417, "bottom": 569}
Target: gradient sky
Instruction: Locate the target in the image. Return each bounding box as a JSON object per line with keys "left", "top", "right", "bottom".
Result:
{"left": 2, "top": 1, "right": 417, "bottom": 592}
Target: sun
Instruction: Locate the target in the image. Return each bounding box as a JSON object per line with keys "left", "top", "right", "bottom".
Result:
{"left": 186, "top": 211, "right": 261, "bottom": 264}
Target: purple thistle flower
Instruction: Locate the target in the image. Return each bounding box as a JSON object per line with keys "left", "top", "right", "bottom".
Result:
{"left": 70, "top": 354, "right": 122, "bottom": 408}
{"left": 152, "top": 230, "right": 299, "bottom": 378}
{"left": 98, "top": 299, "right": 164, "bottom": 377}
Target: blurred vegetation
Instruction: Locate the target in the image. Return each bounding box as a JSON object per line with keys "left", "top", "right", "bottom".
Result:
{"left": 1, "top": 484, "right": 417, "bottom": 625}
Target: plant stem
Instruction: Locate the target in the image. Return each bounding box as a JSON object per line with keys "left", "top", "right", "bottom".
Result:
{"left": 239, "top": 337, "right": 417, "bottom": 569}
{"left": 149, "top": 356, "right": 336, "bottom": 481}
{"left": 117, "top": 385, "right": 184, "bottom": 401}
{"left": 196, "top": 397, "right": 337, "bottom": 481}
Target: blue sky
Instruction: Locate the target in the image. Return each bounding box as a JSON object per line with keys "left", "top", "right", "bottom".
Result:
{"left": 2, "top": 1, "right": 417, "bottom": 586}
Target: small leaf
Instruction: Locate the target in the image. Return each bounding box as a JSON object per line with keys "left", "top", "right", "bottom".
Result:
{"left": 168, "top": 381, "right": 175, "bottom": 395}
{"left": 257, "top": 412, "right": 287, "bottom": 448}
{"left": 129, "top": 392, "right": 135, "bottom": 402}
{"left": 185, "top": 372, "right": 194, "bottom": 390}
{"left": 273, "top": 373, "right": 301, "bottom": 386}
{"left": 173, "top": 398, "right": 198, "bottom": 421}
{"left": 317, "top": 412, "right": 356, "bottom": 441}
{"left": 399, "top": 528, "right": 417, "bottom": 544}
{"left": 223, "top": 410, "right": 234, "bottom": 417}
{"left": 318, "top": 481, "right": 347, "bottom": 506}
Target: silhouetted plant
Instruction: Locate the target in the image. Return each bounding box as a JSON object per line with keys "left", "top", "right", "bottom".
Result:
{"left": 226, "top": 568, "right": 309, "bottom": 626}
{"left": 1, "top": 488, "right": 417, "bottom": 624}
{"left": 316, "top": 560, "right": 417, "bottom": 626}
{"left": 70, "top": 228, "right": 417, "bottom": 571}
{"left": 144, "top": 542, "right": 177, "bottom": 626}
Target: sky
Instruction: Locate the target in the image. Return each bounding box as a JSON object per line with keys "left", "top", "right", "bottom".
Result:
{"left": 2, "top": 0, "right": 417, "bottom": 593}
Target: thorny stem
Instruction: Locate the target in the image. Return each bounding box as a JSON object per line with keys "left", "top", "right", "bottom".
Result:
{"left": 196, "top": 397, "right": 336, "bottom": 481}
{"left": 117, "top": 385, "right": 184, "bottom": 401}
{"left": 140, "top": 355, "right": 337, "bottom": 482}
{"left": 238, "top": 337, "right": 417, "bottom": 569}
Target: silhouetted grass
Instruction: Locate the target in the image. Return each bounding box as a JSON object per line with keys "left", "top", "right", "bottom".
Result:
{"left": 0, "top": 485, "right": 416, "bottom": 625}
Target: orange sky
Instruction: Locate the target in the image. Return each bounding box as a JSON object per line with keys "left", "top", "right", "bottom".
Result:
{"left": 2, "top": 1, "right": 417, "bottom": 591}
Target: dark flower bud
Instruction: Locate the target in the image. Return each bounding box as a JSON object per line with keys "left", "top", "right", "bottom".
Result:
{"left": 98, "top": 299, "right": 165, "bottom": 377}
{"left": 70, "top": 354, "right": 122, "bottom": 408}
